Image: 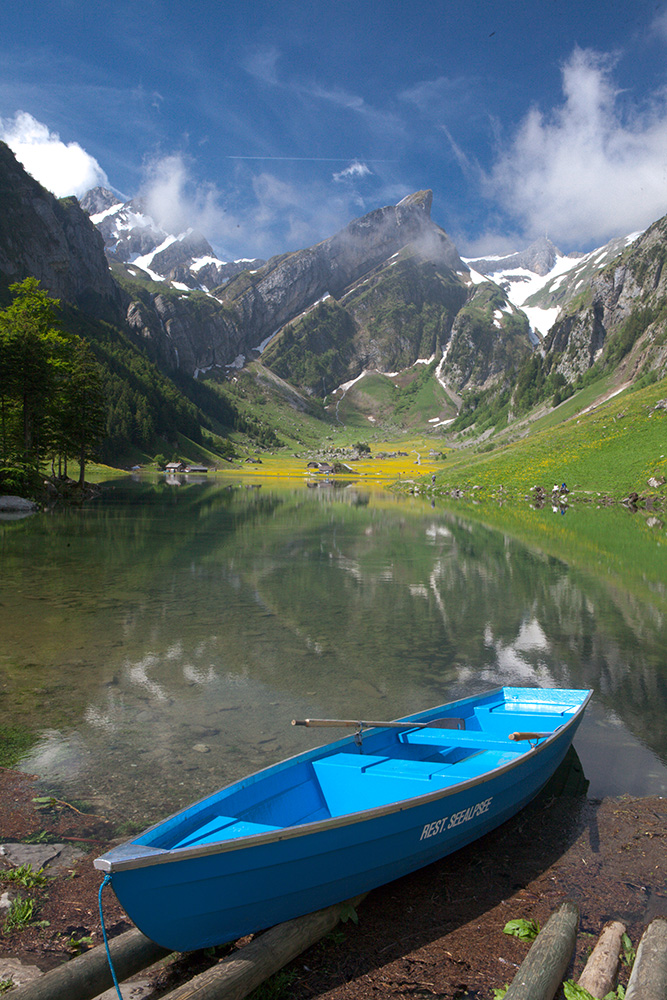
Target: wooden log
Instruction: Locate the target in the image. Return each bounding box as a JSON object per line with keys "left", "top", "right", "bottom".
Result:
{"left": 625, "top": 918, "right": 667, "bottom": 1000}
{"left": 504, "top": 901, "right": 579, "bottom": 1000}
{"left": 577, "top": 920, "right": 625, "bottom": 999}
{"left": 160, "top": 893, "right": 367, "bottom": 1000}
{"left": 8, "top": 927, "right": 170, "bottom": 1000}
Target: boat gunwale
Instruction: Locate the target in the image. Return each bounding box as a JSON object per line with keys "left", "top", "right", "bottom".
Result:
{"left": 95, "top": 688, "right": 592, "bottom": 874}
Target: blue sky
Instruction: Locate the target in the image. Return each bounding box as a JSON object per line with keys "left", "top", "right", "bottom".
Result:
{"left": 2, "top": 0, "right": 667, "bottom": 260}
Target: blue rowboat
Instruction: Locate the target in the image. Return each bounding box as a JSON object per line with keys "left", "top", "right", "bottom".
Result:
{"left": 95, "top": 686, "right": 591, "bottom": 951}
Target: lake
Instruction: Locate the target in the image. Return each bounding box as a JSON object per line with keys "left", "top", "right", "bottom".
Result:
{"left": 2, "top": 476, "right": 666, "bottom": 831}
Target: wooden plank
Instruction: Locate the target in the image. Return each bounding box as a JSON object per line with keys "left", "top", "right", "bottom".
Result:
{"left": 504, "top": 901, "right": 579, "bottom": 1000}
{"left": 625, "top": 918, "right": 667, "bottom": 1000}
{"left": 7, "top": 927, "right": 170, "bottom": 1000}
{"left": 160, "top": 893, "right": 367, "bottom": 1000}
{"left": 577, "top": 920, "right": 625, "bottom": 998}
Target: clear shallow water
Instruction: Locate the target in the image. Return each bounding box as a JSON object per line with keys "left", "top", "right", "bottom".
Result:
{"left": 1, "top": 478, "right": 666, "bottom": 831}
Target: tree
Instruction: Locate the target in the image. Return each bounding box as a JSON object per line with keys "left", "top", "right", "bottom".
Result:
{"left": 0, "top": 279, "right": 107, "bottom": 492}
{"left": 0, "top": 278, "right": 70, "bottom": 467}
{"left": 56, "top": 338, "right": 107, "bottom": 485}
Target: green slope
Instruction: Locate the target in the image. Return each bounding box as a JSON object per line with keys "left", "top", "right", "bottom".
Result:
{"left": 425, "top": 376, "right": 667, "bottom": 500}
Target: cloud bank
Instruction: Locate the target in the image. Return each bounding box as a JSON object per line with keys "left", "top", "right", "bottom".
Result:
{"left": 0, "top": 111, "right": 108, "bottom": 197}
{"left": 486, "top": 48, "right": 667, "bottom": 247}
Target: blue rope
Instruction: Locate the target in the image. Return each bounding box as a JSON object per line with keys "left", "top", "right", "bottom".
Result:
{"left": 98, "top": 874, "right": 124, "bottom": 1000}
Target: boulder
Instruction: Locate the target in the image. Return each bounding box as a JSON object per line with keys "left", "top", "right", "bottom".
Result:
{"left": 0, "top": 495, "right": 38, "bottom": 512}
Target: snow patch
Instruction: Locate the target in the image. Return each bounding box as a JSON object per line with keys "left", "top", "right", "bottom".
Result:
{"left": 521, "top": 305, "right": 560, "bottom": 338}
{"left": 90, "top": 203, "right": 124, "bottom": 224}
{"left": 225, "top": 355, "right": 245, "bottom": 370}
{"left": 191, "top": 255, "right": 228, "bottom": 271}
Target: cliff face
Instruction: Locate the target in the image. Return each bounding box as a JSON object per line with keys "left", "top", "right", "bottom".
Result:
{"left": 220, "top": 190, "right": 466, "bottom": 348}
{"left": 0, "top": 143, "right": 122, "bottom": 319}
{"left": 544, "top": 219, "right": 667, "bottom": 382}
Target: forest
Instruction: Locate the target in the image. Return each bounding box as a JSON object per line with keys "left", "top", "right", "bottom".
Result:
{"left": 0, "top": 278, "right": 106, "bottom": 494}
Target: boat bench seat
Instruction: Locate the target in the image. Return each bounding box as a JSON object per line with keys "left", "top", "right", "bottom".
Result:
{"left": 171, "top": 814, "right": 281, "bottom": 849}
{"left": 315, "top": 753, "right": 454, "bottom": 779}
{"left": 398, "top": 729, "right": 521, "bottom": 752}
{"left": 467, "top": 708, "right": 564, "bottom": 738}
{"left": 447, "top": 749, "right": 520, "bottom": 779}
{"left": 312, "top": 753, "right": 461, "bottom": 815}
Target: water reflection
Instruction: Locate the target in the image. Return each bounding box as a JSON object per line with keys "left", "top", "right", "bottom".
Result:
{"left": 1, "top": 479, "right": 665, "bottom": 826}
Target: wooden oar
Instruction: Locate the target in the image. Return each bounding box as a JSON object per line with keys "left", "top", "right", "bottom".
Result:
{"left": 509, "top": 732, "right": 552, "bottom": 741}
{"left": 292, "top": 717, "right": 464, "bottom": 730}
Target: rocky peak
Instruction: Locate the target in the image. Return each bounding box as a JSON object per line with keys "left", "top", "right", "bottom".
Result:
{"left": 79, "top": 186, "right": 123, "bottom": 216}
{"left": 0, "top": 142, "right": 122, "bottom": 320}
{"left": 220, "top": 192, "right": 466, "bottom": 346}
{"left": 396, "top": 189, "right": 433, "bottom": 216}
{"left": 469, "top": 236, "right": 565, "bottom": 277}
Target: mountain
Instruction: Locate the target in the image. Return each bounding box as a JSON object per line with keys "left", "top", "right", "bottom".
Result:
{"left": 80, "top": 186, "right": 266, "bottom": 292}
{"left": 3, "top": 135, "right": 667, "bottom": 464}
{"left": 0, "top": 143, "right": 122, "bottom": 320}
{"left": 544, "top": 221, "right": 667, "bottom": 383}
{"left": 85, "top": 186, "right": 534, "bottom": 402}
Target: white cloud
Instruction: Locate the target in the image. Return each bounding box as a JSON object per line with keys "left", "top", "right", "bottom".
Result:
{"left": 139, "top": 152, "right": 242, "bottom": 243}
{"left": 333, "top": 160, "right": 372, "bottom": 183}
{"left": 486, "top": 47, "right": 667, "bottom": 247}
{"left": 650, "top": 7, "right": 667, "bottom": 41}
{"left": 0, "top": 111, "right": 108, "bottom": 197}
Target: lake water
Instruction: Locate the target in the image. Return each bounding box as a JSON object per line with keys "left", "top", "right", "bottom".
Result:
{"left": 2, "top": 477, "right": 666, "bottom": 831}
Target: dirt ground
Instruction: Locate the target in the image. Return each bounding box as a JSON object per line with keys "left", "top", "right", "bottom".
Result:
{"left": 0, "top": 761, "right": 665, "bottom": 999}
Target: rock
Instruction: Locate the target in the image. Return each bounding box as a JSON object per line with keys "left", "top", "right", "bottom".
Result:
{"left": 0, "top": 841, "right": 87, "bottom": 871}
{"left": 647, "top": 475, "right": 665, "bottom": 489}
{"left": 0, "top": 495, "right": 38, "bottom": 512}
{"left": 0, "top": 143, "right": 122, "bottom": 322}
{"left": 0, "top": 957, "right": 43, "bottom": 989}
{"left": 193, "top": 744, "right": 210, "bottom": 753}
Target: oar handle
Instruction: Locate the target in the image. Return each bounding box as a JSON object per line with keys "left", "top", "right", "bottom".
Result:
{"left": 509, "top": 731, "right": 552, "bottom": 741}
{"left": 291, "top": 717, "right": 464, "bottom": 730}
{"left": 292, "top": 718, "right": 407, "bottom": 729}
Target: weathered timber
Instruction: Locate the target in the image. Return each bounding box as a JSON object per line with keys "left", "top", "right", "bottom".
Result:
{"left": 577, "top": 920, "right": 625, "bottom": 998}
{"left": 7, "top": 927, "right": 170, "bottom": 1000}
{"left": 504, "top": 901, "right": 579, "bottom": 1000}
{"left": 625, "top": 918, "right": 667, "bottom": 1000}
{"left": 160, "top": 893, "right": 367, "bottom": 1000}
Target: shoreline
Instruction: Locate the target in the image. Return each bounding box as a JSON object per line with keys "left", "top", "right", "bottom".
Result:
{"left": 1, "top": 766, "right": 666, "bottom": 997}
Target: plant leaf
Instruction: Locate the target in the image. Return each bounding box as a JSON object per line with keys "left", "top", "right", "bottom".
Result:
{"left": 563, "top": 981, "right": 596, "bottom": 1000}
{"left": 620, "top": 932, "right": 635, "bottom": 968}
{"left": 503, "top": 917, "right": 540, "bottom": 941}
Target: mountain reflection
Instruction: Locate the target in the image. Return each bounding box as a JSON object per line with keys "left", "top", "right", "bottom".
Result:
{"left": 2, "top": 480, "right": 665, "bottom": 821}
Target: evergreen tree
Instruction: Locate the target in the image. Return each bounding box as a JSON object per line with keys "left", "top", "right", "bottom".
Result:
{"left": 0, "top": 277, "right": 70, "bottom": 468}
{"left": 58, "top": 338, "right": 107, "bottom": 485}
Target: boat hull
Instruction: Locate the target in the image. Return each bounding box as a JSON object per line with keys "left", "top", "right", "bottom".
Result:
{"left": 99, "top": 688, "right": 590, "bottom": 951}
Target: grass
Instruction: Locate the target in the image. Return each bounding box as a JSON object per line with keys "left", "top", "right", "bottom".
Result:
{"left": 201, "top": 435, "right": 445, "bottom": 485}
{"left": 4, "top": 896, "right": 35, "bottom": 932}
{"left": 423, "top": 375, "right": 667, "bottom": 500}
{"left": 0, "top": 724, "right": 38, "bottom": 768}
{"left": 0, "top": 864, "right": 47, "bottom": 889}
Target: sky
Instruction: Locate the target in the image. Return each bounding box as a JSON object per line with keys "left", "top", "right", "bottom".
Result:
{"left": 2, "top": 0, "right": 667, "bottom": 261}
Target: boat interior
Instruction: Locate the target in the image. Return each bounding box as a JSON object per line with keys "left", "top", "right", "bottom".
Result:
{"left": 136, "top": 689, "right": 585, "bottom": 851}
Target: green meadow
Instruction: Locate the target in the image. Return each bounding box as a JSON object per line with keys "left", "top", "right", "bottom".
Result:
{"left": 425, "top": 375, "right": 667, "bottom": 501}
